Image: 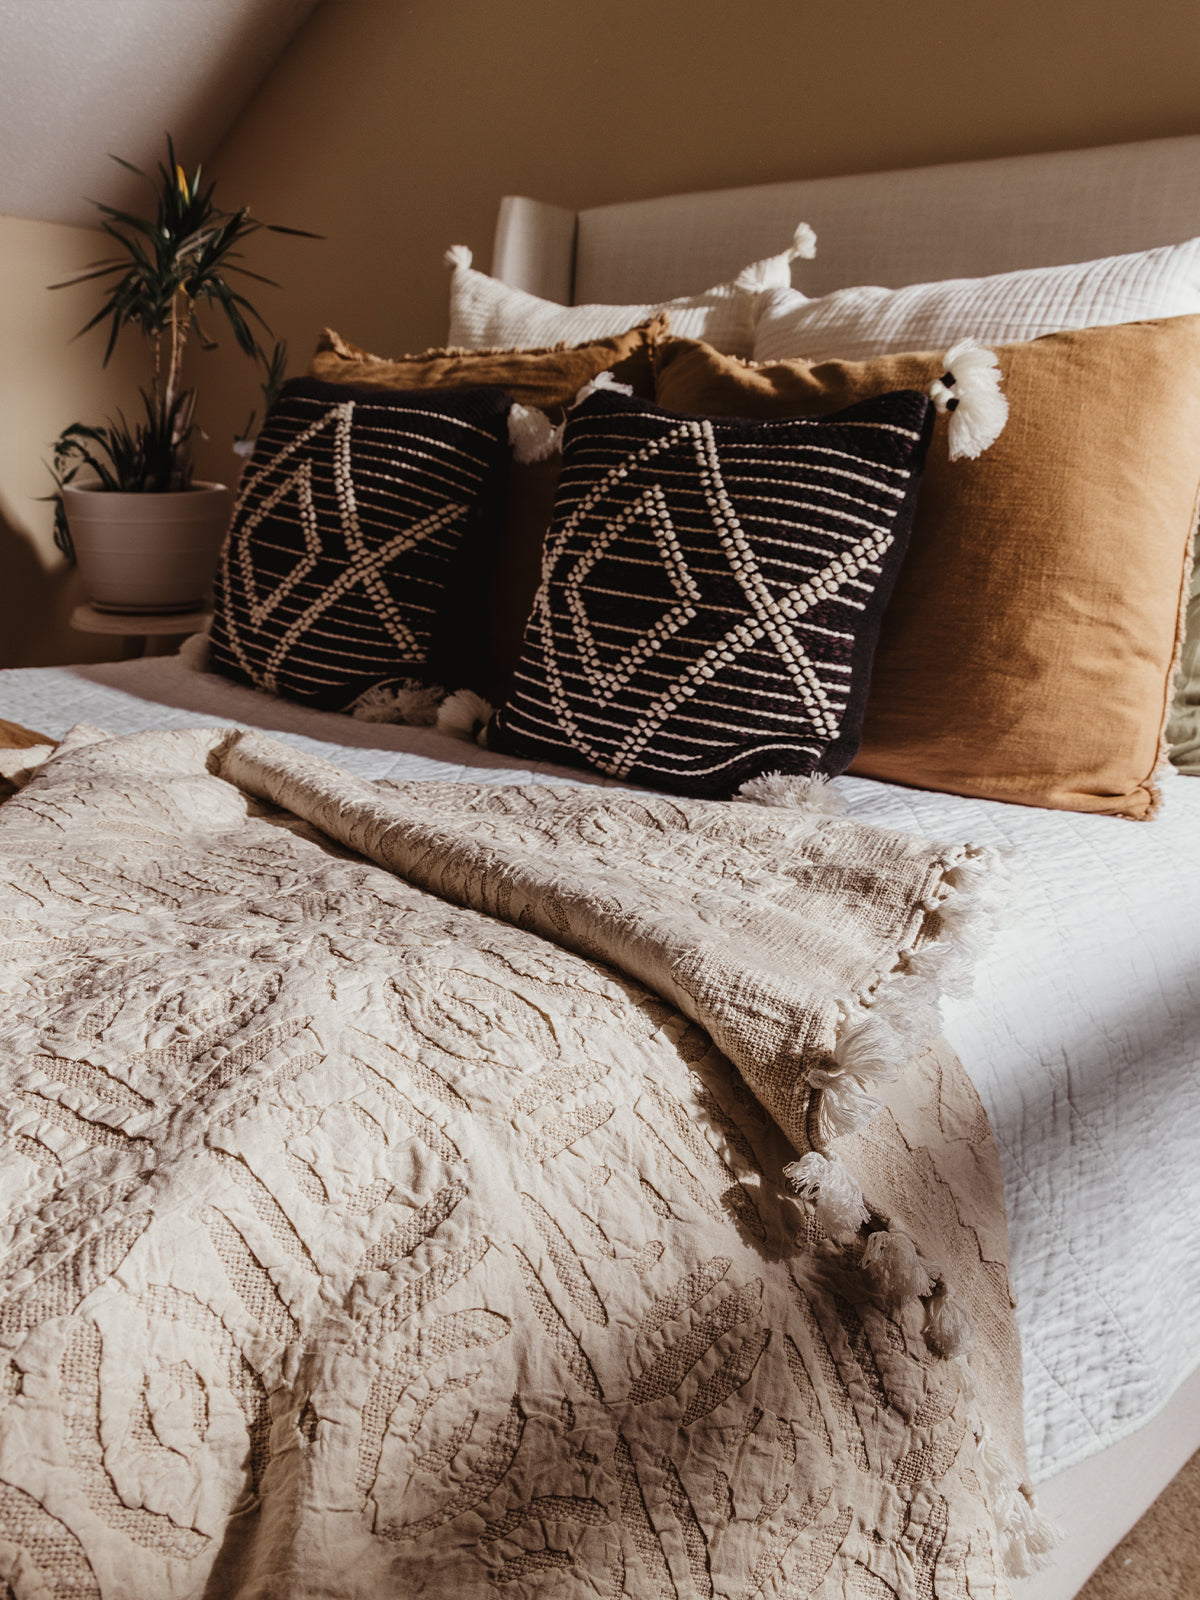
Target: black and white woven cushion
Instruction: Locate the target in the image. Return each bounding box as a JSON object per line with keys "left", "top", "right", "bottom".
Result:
{"left": 209, "top": 378, "right": 512, "bottom": 707}
{"left": 488, "top": 386, "right": 934, "bottom": 796}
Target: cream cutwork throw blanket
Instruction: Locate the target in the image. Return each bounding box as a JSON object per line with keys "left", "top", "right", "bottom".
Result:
{"left": 0, "top": 726, "right": 1051, "bottom": 1599}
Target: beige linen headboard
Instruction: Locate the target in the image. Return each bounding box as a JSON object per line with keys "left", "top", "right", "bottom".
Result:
{"left": 491, "top": 134, "right": 1200, "bottom": 303}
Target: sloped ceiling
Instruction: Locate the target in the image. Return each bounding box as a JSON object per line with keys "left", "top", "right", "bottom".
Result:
{"left": 0, "top": 0, "right": 318, "bottom": 228}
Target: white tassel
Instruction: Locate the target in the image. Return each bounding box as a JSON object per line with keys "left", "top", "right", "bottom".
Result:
{"left": 508, "top": 404, "right": 563, "bottom": 463}
{"left": 861, "top": 1229, "right": 935, "bottom": 1307}
{"left": 789, "top": 221, "right": 818, "bottom": 261}
{"left": 732, "top": 221, "right": 819, "bottom": 291}
{"left": 928, "top": 339, "right": 1008, "bottom": 460}
{"left": 924, "top": 1281, "right": 976, "bottom": 1358}
{"left": 784, "top": 1151, "right": 868, "bottom": 1241}
{"left": 974, "top": 1424, "right": 1061, "bottom": 1577}
{"left": 572, "top": 370, "right": 634, "bottom": 408}
{"left": 352, "top": 680, "right": 445, "bottom": 727}
{"left": 1000, "top": 1486, "right": 1062, "bottom": 1578}
{"left": 437, "top": 688, "right": 493, "bottom": 742}
{"left": 806, "top": 1067, "right": 880, "bottom": 1139}
{"left": 830, "top": 1010, "right": 907, "bottom": 1086}
{"left": 444, "top": 244, "right": 473, "bottom": 270}
{"left": 737, "top": 770, "right": 846, "bottom": 816}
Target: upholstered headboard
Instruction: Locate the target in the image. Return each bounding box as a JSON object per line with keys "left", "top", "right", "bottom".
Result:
{"left": 491, "top": 134, "right": 1200, "bottom": 304}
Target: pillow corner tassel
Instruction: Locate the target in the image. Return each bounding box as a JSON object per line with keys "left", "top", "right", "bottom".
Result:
{"left": 731, "top": 221, "right": 819, "bottom": 292}
{"left": 352, "top": 679, "right": 445, "bottom": 728}
{"left": 437, "top": 688, "right": 494, "bottom": 745}
{"left": 444, "top": 244, "right": 473, "bottom": 271}
{"left": 928, "top": 339, "right": 1009, "bottom": 460}
{"left": 508, "top": 403, "right": 563, "bottom": 464}
{"left": 570, "top": 370, "right": 635, "bottom": 410}
{"left": 784, "top": 1150, "right": 869, "bottom": 1242}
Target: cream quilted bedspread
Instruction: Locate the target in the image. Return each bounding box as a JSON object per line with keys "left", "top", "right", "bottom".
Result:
{"left": 0, "top": 726, "right": 1028, "bottom": 1599}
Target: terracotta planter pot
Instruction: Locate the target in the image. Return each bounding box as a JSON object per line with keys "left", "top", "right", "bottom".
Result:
{"left": 62, "top": 482, "right": 233, "bottom": 614}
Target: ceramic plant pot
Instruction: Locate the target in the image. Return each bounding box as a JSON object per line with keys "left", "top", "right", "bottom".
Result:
{"left": 62, "top": 482, "right": 233, "bottom": 614}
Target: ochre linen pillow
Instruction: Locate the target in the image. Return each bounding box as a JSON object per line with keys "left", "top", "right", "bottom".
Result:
{"left": 307, "top": 321, "right": 666, "bottom": 701}
{"left": 308, "top": 319, "right": 663, "bottom": 413}
{"left": 654, "top": 323, "right": 1200, "bottom": 818}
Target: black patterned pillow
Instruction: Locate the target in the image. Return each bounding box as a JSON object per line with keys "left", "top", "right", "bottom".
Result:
{"left": 209, "top": 378, "right": 512, "bottom": 707}
{"left": 488, "top": 386, "right": 934, "bottom": 796}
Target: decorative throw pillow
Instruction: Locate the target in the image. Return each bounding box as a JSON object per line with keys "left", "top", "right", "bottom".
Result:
{"left": 655, "top": 324, "right": 1200, "bottom": 817}
{"left": 752, "top": 236, "right": 1200, "bottom": 363}
{"left": 306, "top": 320, "right": 668, "bottom": 702}
{"left": 445, "top": 225, "right": 815, "bottom": 358}
{"left": 208, "top": 378, "right": 513, "bottom": 709}
{"left": 488, "top": 385, "right": 935, "bottom": 797}
{"left": 307, "top": 318, "right": 664, "bottom": 412}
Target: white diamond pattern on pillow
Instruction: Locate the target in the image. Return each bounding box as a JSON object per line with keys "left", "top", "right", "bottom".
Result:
{"left": 752, "top": 236, "right": 1200, "bottom": 363}
{"left": 446, "top": 228, "right": 815, "bottom": 357}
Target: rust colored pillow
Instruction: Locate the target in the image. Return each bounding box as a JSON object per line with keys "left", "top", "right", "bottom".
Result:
{"left": 308, "top": 320, "right": 666, "bottom": 700}
{"left": 308, "top": 320, "right": 663, "bottom": 416}
{"left": 654, "top": 325, "right": 1200, "bottom": 818}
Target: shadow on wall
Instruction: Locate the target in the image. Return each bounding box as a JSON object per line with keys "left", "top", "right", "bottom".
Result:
{"left": 0, "top": 503, "right": 124, "bottom": 670}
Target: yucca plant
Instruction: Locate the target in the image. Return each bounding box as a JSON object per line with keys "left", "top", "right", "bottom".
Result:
{"left": 47, "top": 134, "right": 318, "bottom": 557}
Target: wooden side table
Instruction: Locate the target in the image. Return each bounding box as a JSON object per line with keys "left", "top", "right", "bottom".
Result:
{"left": 70, "top": 604, "right": 212, "bottom": 660}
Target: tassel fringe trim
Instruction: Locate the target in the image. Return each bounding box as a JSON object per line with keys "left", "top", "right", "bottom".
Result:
{"left": 572, "top": 370, "right": 635, "bottom": 409}
{"left": 737, "top": 770, "right": 847, "bottom": 816}
{"left": 444, "top": 244, "right": 473, "bottom": 270}
{"left": 803, "top": 842, "right": 1009, "bottom": 1148}
{"left": 783, "top": 1151, "right": 868, "bottom": 1242}
{"left": 351, "top": 680, "right": 445, "bottom": 727}
{"left": 732, "top": 222, "right": 819, "bottom": 291}
{"left": 508, "top": 404, "right": 563, "bottom": 463}
{"left": 973, "top": 1416, "right": 1062, "bottom": 1578}
{"left": 436, "top": 688, "right": 493, "bottom": 745}
{"left": 928, "top": 339, "right": 1009, "bottom": 460}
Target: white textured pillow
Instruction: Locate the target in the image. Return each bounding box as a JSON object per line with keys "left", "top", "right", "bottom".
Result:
{"left": 446, "top": 225, "right": 816, "bottom": 358}
{"left": 752, "top": 237, "right": 1200, "bottom": 362}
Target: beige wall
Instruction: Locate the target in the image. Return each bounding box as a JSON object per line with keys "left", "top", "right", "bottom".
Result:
{"left": 8, "top": 0, "right": 1200, "bottom": 666}
{"left": 191, "top": 0, "right": 1200, "bottom": 488}
{"left": 0, "top": 213, "right": 146, "bottom": 669}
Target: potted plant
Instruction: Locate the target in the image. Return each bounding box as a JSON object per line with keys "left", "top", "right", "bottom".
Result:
{"left": 47, "top": 135, "right": 317, "bottom": 613}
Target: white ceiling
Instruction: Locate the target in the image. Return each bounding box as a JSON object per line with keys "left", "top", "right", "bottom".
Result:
{"left": 0, "top": 0, "right": 318, "bottom": 228}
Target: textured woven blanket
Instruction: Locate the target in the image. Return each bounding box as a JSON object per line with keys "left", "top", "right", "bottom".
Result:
{"left": 0, "top": 726, "right": 1047, "bottom": 1598}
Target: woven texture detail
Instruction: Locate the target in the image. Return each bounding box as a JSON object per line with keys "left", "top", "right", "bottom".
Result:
{"left": 491, "top": 387, "right": 933, "bottom": 796}
{"left": 208, "top": 378, "right": 512, "bottom": 709}
{"left": 0, "top": 727, "right": 1023, "bottom": 1597}
{"left": 447, "top": 248, "right": 799, "bottom": 358}
{"left": 752, "top": 235, "right": 1200, "bottom": 363}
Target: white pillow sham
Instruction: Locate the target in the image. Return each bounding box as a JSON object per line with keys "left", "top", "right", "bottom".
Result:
{"left": 752, "top": 236, "right": 1200, "bottom": 362}
{"left": 446, "top": 225, "right": 816, "bottom": 358}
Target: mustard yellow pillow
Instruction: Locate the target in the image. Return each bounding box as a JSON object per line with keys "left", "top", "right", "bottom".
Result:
{"left": 654, "top": 323, "right": 1200, "bottom": 818}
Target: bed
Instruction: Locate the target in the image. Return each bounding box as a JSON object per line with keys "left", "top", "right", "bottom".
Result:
{"left": 1, "top": 132, "right": 1199, "bottom": 1599}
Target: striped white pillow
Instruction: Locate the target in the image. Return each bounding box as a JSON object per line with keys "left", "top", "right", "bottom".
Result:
{"left": 753, "top": 238, "right": 1200, "bottom": 363}
{"left": 446, "top": 226, "right": 815, "bottom": 358}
